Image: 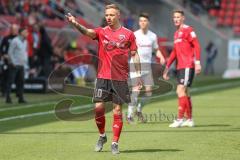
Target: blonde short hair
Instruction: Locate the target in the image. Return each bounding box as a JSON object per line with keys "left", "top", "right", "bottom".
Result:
{"left": 173, "top": 10, "right": 184, "bottom": 16}
{"left": 105, "top": 4, "right": 120, "bottom": 11}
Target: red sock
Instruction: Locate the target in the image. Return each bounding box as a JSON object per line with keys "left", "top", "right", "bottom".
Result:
{"left": 178, "top": 96, "right": 188, "bottom": 119}
{"left": 186, "top": 97, "right": 192, "bottom": 119}
{"left": 112, "top": 114, "right": 123, "bottom": 143}
{"left": 95, "top": 107, "right": 105, "bottom": 134}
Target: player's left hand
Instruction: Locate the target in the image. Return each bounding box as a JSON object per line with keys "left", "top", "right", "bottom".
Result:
{"left": 195, "top": 64, "right": 202, "bottom": 75}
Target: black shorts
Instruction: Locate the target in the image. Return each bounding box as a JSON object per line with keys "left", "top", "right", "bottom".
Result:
{"left": 92, "top": 78, "right": 130, "bottom": 105}
{"left": 177, "top": 68, "right": 195, "bottom": 87}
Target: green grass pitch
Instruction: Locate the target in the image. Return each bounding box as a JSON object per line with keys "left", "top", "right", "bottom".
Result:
{"left": 0, "top": 76, "right": 239, "bottom": 160}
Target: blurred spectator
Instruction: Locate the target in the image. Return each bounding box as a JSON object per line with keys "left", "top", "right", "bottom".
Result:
{"left": 202, "top": 0, "right": 221, "bottom": 10}
{"left": 37, "top": 25, "right": 54, "bottom": 77}
{"left": 0, "top": 24, "right": 19, "bottom": 97}
{"left": 28, "top": 23, "right": 40, "bottom": 78}
{"left": 6, "top": 27, "right": 28, "bottom": 103}
{"left": 182, "top": 0, "right": 187, "bottom": 8}
{"left": 1, "top": 0, "right": 83, "bottom": 21}
{"left": 0, "top": 0, "right": 97, "bottom": 84}
{"left": 64, "top": 0, "right": 84, "bottom": 16}
{"left": 180, "top": 0, "right": 221, "bottom": 15}
{"left": 64, "top": 40, "right": 94, "bottom": 85}
{"left": 189, "top": 0, "right": 204, "bottom": 16}
{"left": 204, "top": 41, "right": 218, "bottom": 75}
{"left": 124, "top": 14, "right": 135, "bottom": 30}
{"left": 0, "top": 0, "right": 6, "bottom": 14}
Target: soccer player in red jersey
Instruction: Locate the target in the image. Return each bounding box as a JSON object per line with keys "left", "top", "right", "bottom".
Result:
{"left": 163, "top": 10, "right": 201, "bottom": 128}
{"left": 66, "top": 4, "right": 142, "bottom": 154}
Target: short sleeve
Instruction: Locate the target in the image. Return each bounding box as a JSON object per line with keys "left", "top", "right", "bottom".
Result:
{"left": 93, "top": 27, "right": 102, "bottom": 40}
{"left": 153, "top": 34, "right": 159, "bottom": 50}
{"left": 129, "top": 32, "right": 137, "bottom": 51}
{"left": 187, "top": 27, "right": 197, "bottom": 42}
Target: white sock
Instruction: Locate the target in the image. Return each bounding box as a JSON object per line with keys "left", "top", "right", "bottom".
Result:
{"left": 100, "top": 133, "right": 106, "bottom": 137}
{"left": 112, "top": 142, "right": 118, "bottom": 145}
{"left": 137, "top": 103, "right": 142, "bottom": 112}
{"left": 128, "top": 105, "right": 135, "bottom": 118}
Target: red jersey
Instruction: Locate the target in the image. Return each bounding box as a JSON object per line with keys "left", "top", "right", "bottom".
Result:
{"left": 166, "top": 24, "right": 201, "bottom": 70}
{"left": 94, "top": 26, "right": 137, "bottom": 81}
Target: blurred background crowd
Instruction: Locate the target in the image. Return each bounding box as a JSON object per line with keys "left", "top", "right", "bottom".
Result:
{"left": 1, "top": 0, "right": 239, "bottom": 103}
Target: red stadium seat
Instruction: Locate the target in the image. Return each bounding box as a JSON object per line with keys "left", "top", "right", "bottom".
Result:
{"left": 224, "top": 17, "right": 234, "bottom": 26}
{"left": 233, "top": 26, "right": 240, "bottom": 36}
{"left": 235, "top": 10, "right": 240, "bottom": 17}
{"left": 228, "top": 3, "right": 236, "bottom": 10}
{"left": 217, "top": 17, "right": 224, "bottom": 26}
{"left": 208, "top": 9, "right": 219, "bottom": 17}
{"left": 230, "top": 0, "right": 237, "bottom": 3}
{"left": 0, "top": 15, "right": 17, "bottom": 24}
{"left": 218, "top": 10, "right": 226, "bottom": 18}
{"left": 226, "top": 10, "right": 235, "bottom": 17}
{"left": 217, "top": 17, "right": 225, "bottom": 26}
{"left": 220, "top": 2, "right": 227, "bottom": 9}
{"left": 236, "top": 4, "right": 240, "bottom": 9}
{"left": 233, "top": 18, "right": 240, "bottom": 26}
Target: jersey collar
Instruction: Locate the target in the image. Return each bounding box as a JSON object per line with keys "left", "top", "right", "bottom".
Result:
{"left": 108, "top": 25, "right": 122, "bottom": 32}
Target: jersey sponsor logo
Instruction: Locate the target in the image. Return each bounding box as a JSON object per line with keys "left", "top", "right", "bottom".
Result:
{"left": 138, "top": 43, "right": 152, "bottom": 48}
{"left": 178, "top": 31, "right": 183, "bottom": 37}
{"left": 174, "top": 38, "right": 183, "bottom": 43}
{"left": 103, "top": 36, "right": 131, "bottom": 51}
{"left": 119, "top": 34, "right": 126, "bottom": 40}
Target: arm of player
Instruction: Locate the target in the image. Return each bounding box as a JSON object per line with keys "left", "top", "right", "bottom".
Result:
{"left": 65, "top": 13, "right": 96, "bottom": 39}
{"left": 189, "top": 29, "right": 201, "bottom": 75}
{"left": 155, "top": 48, "right": 166, "bottom": 65}
{"left": 163, "top": 48, "right": 176, "bottom": 80}
{"left": 7, "top": 40, "right": 16, "bottom": 66}
{"left": 131, "top": 50, "right": 143, "bottom": 89}
{"left": 153, "top": 35, "right": 165, "bottom": 65}
{"left": 192, "top": 38, "right": 201, "bottom": 75}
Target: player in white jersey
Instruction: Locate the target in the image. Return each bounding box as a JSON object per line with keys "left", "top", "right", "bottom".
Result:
{"left": 128, "top": 12, "right": 165, "bottom": 123}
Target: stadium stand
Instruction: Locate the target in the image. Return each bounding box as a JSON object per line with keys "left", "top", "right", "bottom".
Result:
{"left": 178, "top": 0, "right": 240, "bottom": 36}
{"left": 0, "top": 0, "right": 98, "bottom": 92}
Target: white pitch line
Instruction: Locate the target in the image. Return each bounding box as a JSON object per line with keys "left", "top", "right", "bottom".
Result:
{"left": 0, "top": 81, "right": 240, "bottom": 122}
{"left": 0, "top": 104, "right": 93, "bottom": 122}
{"left": 0, "top": 101, "right": 56, "bottom": 112}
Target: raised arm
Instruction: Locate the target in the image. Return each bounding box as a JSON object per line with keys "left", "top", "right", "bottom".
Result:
{"left": 65, "top": 13, "right": 97, "bottom": 39}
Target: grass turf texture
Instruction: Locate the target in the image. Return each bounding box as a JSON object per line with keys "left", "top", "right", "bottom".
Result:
{"left": 0, "top": 76, "right": 239, "bottom": 160}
